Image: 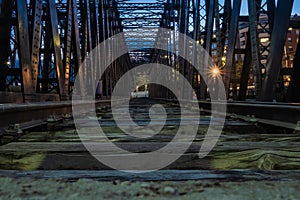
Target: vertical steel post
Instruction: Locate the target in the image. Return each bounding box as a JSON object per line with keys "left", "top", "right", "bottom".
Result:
{"left": 248, "top": 0, "right": 262, "bottom": 99}
{"left": 205, "top": 0, "right": 215, "bottom": 55}
{"left": 30, "top": 0, "right": 43, "bottom": 98}
{"left": 238, "top": 31, "right": 252, "bottom": 100}
{"left": 267, "top": 0, "right": 275, "bottom": 35}
{"left": 0, "top": 0, "right": 13, "bottom": 91}
{"left": 16, "top": 0, "right": 35, "bottom": 101}
{"left": 72, "top": 0, "right": 85, "bottom": 96}
{"left": 48, "top": 0, "right": 66, "bottom": 99}
{"left": 63, "top": 0, "right": 73, "bottom": 95}
{"left": 288, "top": 33, "right": 300, "bottom": 102}
{"left": 260, "top": 0, "right": 294, "bottom": 101}
{"left": 223, "top": 0, "right": 241, "bottom": 97}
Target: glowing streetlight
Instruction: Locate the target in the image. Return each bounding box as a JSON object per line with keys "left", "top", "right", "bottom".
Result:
{"left": 209, "top": 66, "right": 222, "bottom": 97}
{"left": 210, "top": 66, "right": 221, "bottom": 78}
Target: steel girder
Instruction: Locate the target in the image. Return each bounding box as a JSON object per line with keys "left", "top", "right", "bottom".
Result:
{"left": 98, "top": 0, "right": 131, "bottom": 98}
{"left": 63, "top": 0, "right": 73, "bottom": 95}
{"left": 0, "top": 0, "right": 128, "bottom": 102}
{"left": 288, "top": 31, "right": 300, "bottom": 102}
{"left": 223, "top": 0, "right": 241, "bottom": 97}
{"left": 30, "top": 0, "right": 43, "bottom": 97}
{"left": 245, "top": 0, "right": 262, "bottom": 99}
{"left": 0, "top": 0, "right": 14, "bottom": 91}
{"left": 16, "top": 0, "right": 34, "bottom": 101}
{"left": 260, "top": 0, "right": 294, "bottom": 101}
{"left": 49, "top": 0, "right": 66, "bottom": 98}
{"left": 238, "top": 30, "right": 252, "bottom": 100}
{"left": 0, "top": 0, "right": 68, "bottom": 101}
{"left": 178, "top": 0, "right": 296, "bottom": 102}
{"left": 117, "top": 3, "right": 164, "bottom": 11}
{"left": 198, "top": 0, "right": 232, "bottom": 100}
{"left": 85, "top": 0, "right": 298, "bottom": 102}
{"left": 145, "top": 0, "right": 232, "bottom": 100}
{"left": 218, "top": 0, "right": 296, "bottom": 101}
{"left": 1, "top": 0, "right": 299, "bottom": 103}
{"left": 117, "top": 1, "right": 164, "bottom": 54}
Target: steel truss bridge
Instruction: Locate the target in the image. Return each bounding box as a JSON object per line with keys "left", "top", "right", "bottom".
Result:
{"left": 0, "top": 0, "right": 300, "bottom": 103}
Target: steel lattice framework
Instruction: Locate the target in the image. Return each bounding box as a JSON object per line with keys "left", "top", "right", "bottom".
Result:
{"left": 0, "top": 0, "right": 299, "bottom": 103}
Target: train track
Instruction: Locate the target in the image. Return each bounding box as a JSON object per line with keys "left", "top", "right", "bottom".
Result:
{"left": 0, "top": 98, "right": 299, "bottom": 173}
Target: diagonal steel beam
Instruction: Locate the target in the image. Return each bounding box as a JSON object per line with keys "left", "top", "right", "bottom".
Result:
{"left": 260, "top": 0, "right": 294, "bottom": 101}
{"left": 205, "top": 0, "right": 215, "bottom": 55}
{"left": 48, "top": 0, "right": 66, "bottom": 99}
{"left": 238, "top": 31, "right": 252, "bottom": 100}
{"left": 0, "top": 0, "right": 13, "bottom": 91}
{"left": 16, "top": 0, "right": 35, "bottom": 101}
{"left": 247, "top": 0, "right": 262, "bottom": 99}
{"left": 30, "top": 0, "right": 43, "bottom": 96}
{"left": 223, "top": 0, "right": 242, "bottom": 96}
{"left": 72, "top": 0, "right": 85, "bottom": 96}
{"left": 63, "top": 0, "right": 73, "bottom": 95}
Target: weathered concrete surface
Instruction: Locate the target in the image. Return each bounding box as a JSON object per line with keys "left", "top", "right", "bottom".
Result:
{"left": 0, "top": 175, "right": 299, "bottom": 200}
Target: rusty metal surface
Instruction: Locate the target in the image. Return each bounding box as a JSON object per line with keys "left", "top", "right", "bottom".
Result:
{"left": 154, "top": 98, "right": 300, "bottom": 124}
{"left": 29, "top": 0, "right": 43, "bottom": 96}
{"left": 48, "top": 0, "right": 65, "bottom": 98}
{"left": 17, "top": 0, "right": 34, "bottom": 99}
{"left": 0, "top": 99, "right": 113, "bottom": 128}
{"left": 63, "top": 0, "right": 73, "bottom": 95}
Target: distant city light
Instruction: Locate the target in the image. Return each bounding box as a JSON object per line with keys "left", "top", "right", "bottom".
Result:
{"left": 210, "top": 66, "right": 221, "bottom": 78}
{"left": 260, "top": 38, "right": 269, "bottom": 43}
{"left": 196, "top": 39, "right": 204, "bottom": 45}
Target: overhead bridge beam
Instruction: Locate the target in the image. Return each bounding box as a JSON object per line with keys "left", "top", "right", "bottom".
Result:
{"left": 117, "top": 3, "right": 165, "bottom": 11}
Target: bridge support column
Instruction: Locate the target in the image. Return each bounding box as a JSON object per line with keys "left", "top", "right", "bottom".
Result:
{"left": 288, "top": 32, "right": 300, "bottom": 102}
{"left": 260, "top": 0, "right": 294, "bottom": 101}
{"left": 0, "top": 0, "right": 13, "bottom": 91}
{"left": 223, "top": 0, "right": 241, "bottom": 98}
{"left": 16, "top": 0, "right": 36, "bottom": 102}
